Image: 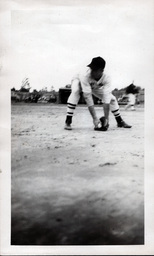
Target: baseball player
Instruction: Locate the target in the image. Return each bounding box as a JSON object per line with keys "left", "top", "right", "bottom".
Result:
{"left": 64, "top": 56, "right": 132, "bottom": 131}
{"left": 125, "top": 83, "right": 140, "bottom": 111}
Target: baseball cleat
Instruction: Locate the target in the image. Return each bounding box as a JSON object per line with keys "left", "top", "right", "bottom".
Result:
{"left": 64, "top": 123, "right": 72, "bottom": 130}
{"left": 117, "top": 121, "right": 132, "bottom": 128}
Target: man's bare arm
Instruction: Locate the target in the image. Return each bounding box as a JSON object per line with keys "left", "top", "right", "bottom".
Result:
{"left": 88, "top": 105, "right": 100, "bottom": 127}
{"left": 103, "top": 103, "right": 110, "bottom": 125}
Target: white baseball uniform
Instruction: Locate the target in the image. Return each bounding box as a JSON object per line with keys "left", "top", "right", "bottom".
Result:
{"left": 68, "top": 67, "right": 119, "bottom": 112}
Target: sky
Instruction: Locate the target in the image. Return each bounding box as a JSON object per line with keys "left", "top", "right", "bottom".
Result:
{"left": 0, "top": 0, "right": 154, "bottom": 91}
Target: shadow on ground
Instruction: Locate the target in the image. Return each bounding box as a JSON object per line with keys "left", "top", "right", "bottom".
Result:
{"left": 11, "top": 197, "right": 144, "bottom": 245}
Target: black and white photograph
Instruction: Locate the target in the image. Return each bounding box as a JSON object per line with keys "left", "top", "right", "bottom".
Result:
{"left": 0, "top": 0, "right": 154, "bottom": 255}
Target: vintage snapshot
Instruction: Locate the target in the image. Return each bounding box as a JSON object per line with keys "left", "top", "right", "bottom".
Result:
{"left": 0, "top": 0, "right": 154, "bottom": 255}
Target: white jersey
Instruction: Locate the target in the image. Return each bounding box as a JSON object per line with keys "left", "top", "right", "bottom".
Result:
{"left": 72, "top": 67, "right": 113, "bottom": 105}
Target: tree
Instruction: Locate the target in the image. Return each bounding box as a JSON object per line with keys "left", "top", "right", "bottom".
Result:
{"left": 20, "top": 78, "right": 31, "bottom": 92}
{"left": 50, "top": 86, "right": 55, "bottom": 91}
{"left": 33, "top": 89, "right": 38, "bottom": 94}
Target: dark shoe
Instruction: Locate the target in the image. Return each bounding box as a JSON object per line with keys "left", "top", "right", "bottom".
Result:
{"left": 118, "top": 121, "right": 132, "bottom": 128}
{"left": 64, "top": 123, "right": 72, "bottom": 130}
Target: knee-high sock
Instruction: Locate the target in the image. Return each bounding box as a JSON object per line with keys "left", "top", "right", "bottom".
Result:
{"left": 65, "top": 102, "right": 76, "bottom": 124}
{"left": 112, "top": 109, "right": 123, "bottom": 124}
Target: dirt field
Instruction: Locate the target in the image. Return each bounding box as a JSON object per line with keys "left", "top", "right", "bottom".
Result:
{"left": 11, "top": 103, "right": 144, "bottom": 245}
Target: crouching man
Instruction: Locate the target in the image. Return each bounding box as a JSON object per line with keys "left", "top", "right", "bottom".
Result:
{"left": 65, "top": 56, "right": 131, "bottom": 131}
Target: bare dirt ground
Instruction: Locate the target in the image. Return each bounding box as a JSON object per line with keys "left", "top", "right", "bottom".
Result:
{"left": 11, "top": 103, "right": 144, "bottom": 245}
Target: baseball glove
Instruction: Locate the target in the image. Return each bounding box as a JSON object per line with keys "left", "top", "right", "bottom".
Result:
{"left": 94, "top": 116, "right": 109, "bottom": 131}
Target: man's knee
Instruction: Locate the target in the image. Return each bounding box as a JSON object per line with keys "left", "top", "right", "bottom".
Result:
{"left": 110, "top": 94, "right": 117, "bottom": 102}
{"left": 110, "top": 96, "right": 119, "bottom": 111}
{"left": 71, "top": 79, "right": 81, "bottom": 95}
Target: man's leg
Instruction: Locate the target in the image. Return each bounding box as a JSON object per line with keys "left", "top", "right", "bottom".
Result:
{"left": 65, "top": 79, "right": 81, "bottom": 130}
{"left": 92, "top": 89, "right": 132, "bottom": 129}
{"left": 110, "top": 95, "right": 132, "bottom": 128}
{"left": 130, "top": 94, "right": 136, "bottom": 111}
{"left": 125, "top": 103, "right": 131, "bottom": 110}
{"left": 130, "top": 105, "right": 135, "bottom": 111}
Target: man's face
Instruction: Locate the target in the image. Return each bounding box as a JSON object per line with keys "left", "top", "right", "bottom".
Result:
{"left": 91, "top": 68, "right": 104, "bottom": 80}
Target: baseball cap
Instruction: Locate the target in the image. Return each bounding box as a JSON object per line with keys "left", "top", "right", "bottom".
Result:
{"left": 87, "top": 56, "right": 106, "bottom": 70}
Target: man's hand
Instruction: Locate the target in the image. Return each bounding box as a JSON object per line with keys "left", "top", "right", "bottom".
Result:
{"left": 103, "top": 103, "right": 110, "bottom": 121}
{"left": 103, "top": 118, "right": 108, "bottom": 127}
{"left": 95, "top": 116, "right": 109, "bottom": 131}
{"left": 88, "top": 105, "right": 100, "bottom": 127}
{"left": 93, "top": 118, "right": 101, "bottom": 128}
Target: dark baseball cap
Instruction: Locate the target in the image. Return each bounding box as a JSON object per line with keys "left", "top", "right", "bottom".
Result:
{"left": 87, "top": 56, "right": 106, "bottom": 70}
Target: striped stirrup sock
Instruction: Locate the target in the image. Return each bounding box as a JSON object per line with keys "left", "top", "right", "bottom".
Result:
{"left": 65, "top": 102, "right": 76, "bottom": 124}
{"left": 67, "top": 102, "right": 76, "bottom": 117}
{"left": 112, "top": 109, "right": 123, "bottom": 123}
